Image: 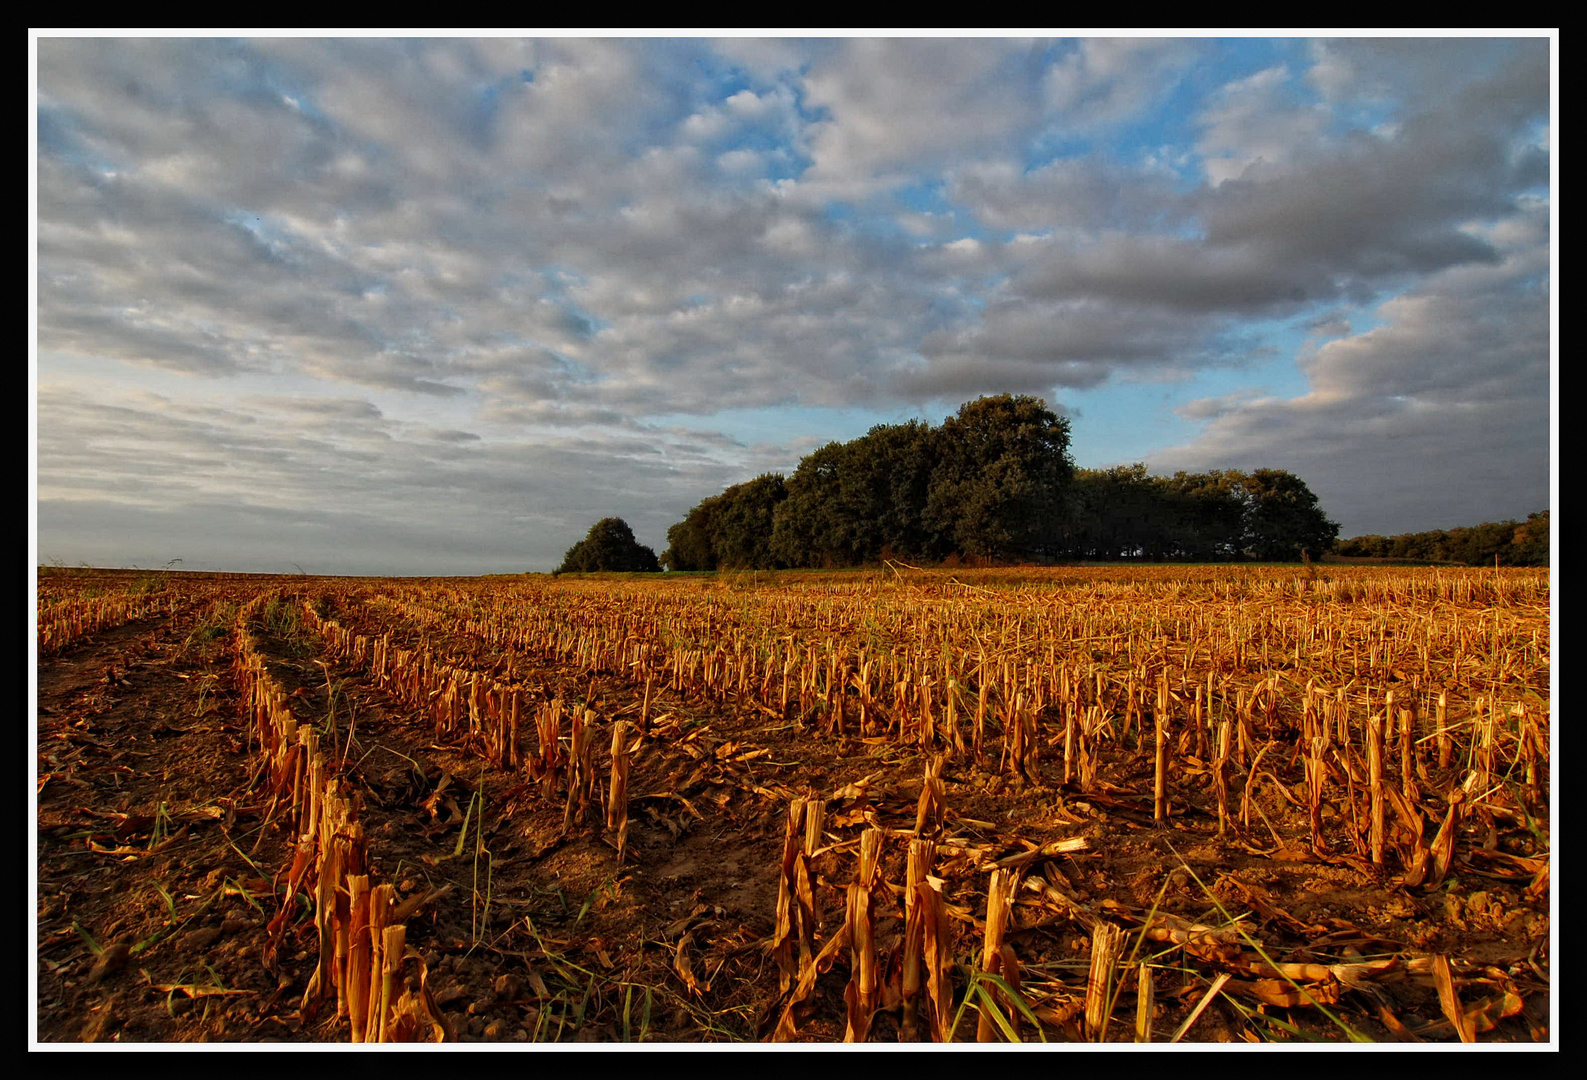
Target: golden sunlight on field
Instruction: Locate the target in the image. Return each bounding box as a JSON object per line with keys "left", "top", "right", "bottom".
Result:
{"left": 36, "top": 564, "right": 1550, "bottom": 1043}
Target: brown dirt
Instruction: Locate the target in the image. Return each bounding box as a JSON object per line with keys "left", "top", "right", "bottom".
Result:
{"left": 34, "top": 570, "right": 1552, "bottom": 1045}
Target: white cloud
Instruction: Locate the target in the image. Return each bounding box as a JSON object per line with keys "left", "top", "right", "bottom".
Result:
{"left": 799, "top": 39, "right": 1045, "bottom": 188}
{"left": 1196, "top": 65, "right": 1330, "bottom": 186}
{"left": 1150, "top": 203, "right": 1549, "bottom": 534}
{"left": 1043, "top": 37, "right": 1198, "bottom": 131}
{"left": 34, "top": 36, "right": 1552, "bottom": 569}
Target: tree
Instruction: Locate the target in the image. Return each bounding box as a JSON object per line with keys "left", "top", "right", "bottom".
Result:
{"left": 770, "top": 441, "right": 851, "bottom": 568}
{"left": 1158, "top": 471, "right": 1246, "bottom": 560}
{"left": 556, "top": 518, "right": 660, "bottom": 573}
{"left": 662, "top": 496, "right": 724, "bottom": 571}
{"left": 771, "top": 422, "right": 942, "bottom": 567}
{"left": 1063, "top": 464, "right": 1164, "bottom": 559}
{"left": 1509, "top": 510, "right": 1549, "bottom": 566}
{"left": 924, "top": 395, "right": 1074, "bottom": 560}
{"left": 712, "top": 474, "right": 788, "bottom": 569}
{"left": 1235, "top": 469, "right": 1339, "bottom": 561}
{"left": 662, "top": 476, "right": 788, "bottom": 571}
{"left": 1335, "top": 510, "right": 1549, "bottom": 566}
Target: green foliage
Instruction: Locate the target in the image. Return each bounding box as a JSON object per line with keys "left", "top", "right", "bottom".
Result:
{"left": 1237, "top": 468, "right": 1339, "bottom": 561}
{"left": 1335, "top": 509, "right": 1549, "bottom": 566}
{"left": 661, "top": 394, "right": 1342, "bottom": 568}
{"left": 262, "top": 597, "right": 301, "bottom": 638}
{"left": 924, "top": 395, "right": 1074, "bottom": 560}
{"left": 557, "top": 518, "right": 661, "bottom": 574}
{"left": 662, "top": 496, "right": 724, "bottom": 572}
{"left": 1062, "top": 466, "right": 1334, "bottom": 562}
{"left": 1065, "top": 464, "right": 1177, "bottom": 560}
{"left": 663, "top": 474, "right": 787, "bottom": 571}
{"left": 712, "top": 474, "right": 788, "bottom": 569}
{"left": 770, "top": 421, "right": 942, "bottom": 567}
{"left": 128, "top": 574, "right": 167, "bottom": 596}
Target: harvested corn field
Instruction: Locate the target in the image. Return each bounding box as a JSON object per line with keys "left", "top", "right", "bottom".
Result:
{"left": 34, "top": 564, "right": 1553, "bottom": 1044}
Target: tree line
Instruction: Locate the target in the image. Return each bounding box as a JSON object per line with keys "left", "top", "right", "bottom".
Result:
{"left": 1334, "top": 511, "right": 1549, "bottom": 566}
{"left": 655, "top": 394, "right": 1340, "bottom": 571}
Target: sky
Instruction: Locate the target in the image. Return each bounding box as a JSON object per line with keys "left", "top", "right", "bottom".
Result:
{"left": 31, "top": 32, "right": 1555, "bottom": 576}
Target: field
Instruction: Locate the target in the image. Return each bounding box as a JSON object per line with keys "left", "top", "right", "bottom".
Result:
{"left": 34, "top": 564, "right": 1552, "bottom": 1044}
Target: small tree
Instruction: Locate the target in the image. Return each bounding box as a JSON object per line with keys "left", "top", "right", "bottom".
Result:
{"left": 556, "top": 518, "right": 661, "bottom": 573}
{"left": 1235, "top": 469, "right": 1339, "bottom": 561}
{"left": 924, "top": 394, "right": 1074, "bottom": 561}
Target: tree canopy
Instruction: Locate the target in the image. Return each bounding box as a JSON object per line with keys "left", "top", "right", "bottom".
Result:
{"left": 555, "top": 517, "right": 660, "bottom": 573}
{"left": 661, "top": 474, "right": 787, "bottom": 571}
{"left": 1335, "top": 510, "right": 1549, "bottom": 566}
{"left": 658, "top": 395, "right": 1344, "bottom": 569}
{"left": 924, "top": 395, "right": 1074, "bottom": 561}
{"left": 1063, "top": 467, "right": 1336, "bottom": 561}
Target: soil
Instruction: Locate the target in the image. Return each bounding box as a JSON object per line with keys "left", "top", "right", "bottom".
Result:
{"left": 34, "top": 570, "right": 1552, "bottom": 1046}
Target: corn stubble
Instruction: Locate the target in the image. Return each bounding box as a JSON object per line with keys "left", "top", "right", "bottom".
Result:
{"left": 40, "top": 564, "right": 1549, "bottom": 1043}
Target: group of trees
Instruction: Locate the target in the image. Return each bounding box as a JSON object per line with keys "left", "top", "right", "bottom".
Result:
{"left": 656, "top": 395, "right": 1340, "bottom": 571}
{"left": 1334, "top": 511, "right": 1549, "bottom": 566}
{"left": 554, "top": 517, "right": 660, "bottom": 574}
{"left": 554, "top": 397, "right": 1551, "bottom": 573}
{"left": 1061, "top": 464, "right": 1340, "bottom": 563}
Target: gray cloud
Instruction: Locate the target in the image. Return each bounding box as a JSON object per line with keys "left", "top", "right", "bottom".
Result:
{"left": 1149, "top": 206, "right": 1550, "bottom": 535}
{"left": 1042, "top": 38, "right": 1201, "bottom": 132}
{"left": 34, "top": 36, "right": 1551, "bottom": 568}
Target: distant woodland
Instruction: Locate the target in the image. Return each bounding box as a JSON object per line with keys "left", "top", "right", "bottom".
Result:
{"left": 1333, "top": 511, "right": 1550, "bottom": 567}
{"left": 556, "top": 395, "right": 1548, "bottom": 574}
{"left": 655, "top": 395, "right": 1338, "bottom": 572}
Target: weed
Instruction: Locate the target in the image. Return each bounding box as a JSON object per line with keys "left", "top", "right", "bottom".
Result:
{"left": 128, "top": 574, "right": 166, "bottom": 596}
{"left": 148, "top": 802, "right": 173, "bottom": 851}
{"left": 1166, "top": 845, "right": 1373, "bottom": 1043}
{"left": 73, "top": 919, "right": 105, "bottom": 958}
{"left": 192, "top": 674, "right": 220, "bottom": 716}
{"left": 315, "top": 661, "right": 342, "bottom": 747}
{"left": 470, "top": 792, "right": 493, "bottom": 947}
{"left": 621, "top": 983, "right": 654, "bottom": 1042}
{"left": 947, "top": 967, "right": 1046, "bottom": 1042}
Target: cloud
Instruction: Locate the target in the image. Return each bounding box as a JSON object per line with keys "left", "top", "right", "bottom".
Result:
{"left": 33, "top": 36, "right": 1551, "bottom": 569}
{"left": 35, "top": 380, "right": 755, "bottom": 573}
{"left": 1042, "top": 37, "right": 1199, "bottom": 132}
{"left": 798, "top": 39, "right": 1048, "bottom": 190}
{"left": 1149, "top": 203, "right": 1550, "bottom": 535}
{"left": 947, "top": 155, "right": 1186, "bottom": 233}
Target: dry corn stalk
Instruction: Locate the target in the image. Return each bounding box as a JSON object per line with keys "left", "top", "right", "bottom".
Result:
{"left": 1135, "top": 962, "right": 1155, "bottom": 1042}
{"left": 376, "top": 923, "right": 405, "bottom": 1043}
{"left": 913, "top": 756, "right": 946, "bottom": 840}
{"left": 921, "top": 873, "right": 954, "bottom": 1042}
{"left": 537, "top": 699, "right": 562, "bottom": 793}
{"left": 767, "top": 801, "right": 849, "bottom": 1043}
{"left": 1398, "top": 703, "right": 1418, "bottom": 803}
{"left": 1436, "top": 690, "right": 1452, "bottom": 769}
{"left": 562, "top": 708, "right": 598, "bottom": 830}
{"left": 1084, "top": 921, "right": 1125, "bottom": 1041}
{"left": 1433, "top": 955, "right": 1475, "bottom": 1043}
{"left": 1367, "top": 708, "right": 1385, "bottom": 865}
{"left": 1062, "top": 697, "right": 1077, "bottom": 784}
{"left": 1214, "top": 718, "right": 1232, "bottom": 836}
{"left": 798, "top": 798, "right": 824, "bottom": 974}
{"left": 1386, "top": 785, "right": 1431, "bottom": 886}
{"left": 772, "top": 797, "right": 807, "bottom": 994}
{"left": 976, "top": 868, "right": 1019, "bottom": 1043}
{"left": 362, "top": 883, "right": 394, "bottom": 1043}
{"left": 1424, "top": 789, "right": 1465, "bottom": 889}
{"left": 1153, "top": 685, "right": 1169, "bottom": 824}
{"left": 606, "top": 719, "right": 630, "bottom": 864}
{"left": 900, "top": 838, "right": 930, "bottom": 1041}
{"left": 346, "top": 875, "right": 371, "bottom": 1042}
{"left": 1308, "top": 733, "right": 1329, "bottom": 854}
{"left": 842, "top": 828, "right": 884, "bottom": 1042}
